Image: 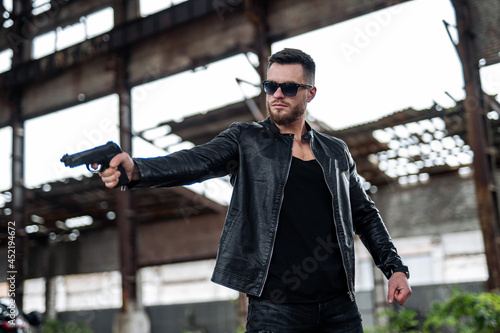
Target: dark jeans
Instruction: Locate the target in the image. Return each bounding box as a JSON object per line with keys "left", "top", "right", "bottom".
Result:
{"left": 246, "top": 296, "right": 363, "bottom": 333}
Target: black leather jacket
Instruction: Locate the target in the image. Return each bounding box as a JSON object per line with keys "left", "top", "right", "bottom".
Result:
{"left": 133, "top": 117, "right": 407, "bottom": 299}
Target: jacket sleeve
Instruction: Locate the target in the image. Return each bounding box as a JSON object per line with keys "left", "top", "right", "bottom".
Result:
{"left": 131, "top": 122, "right": 241, "bottom": 188}
{"left": 346, "top": 149, "right": 407, "bottom": 279}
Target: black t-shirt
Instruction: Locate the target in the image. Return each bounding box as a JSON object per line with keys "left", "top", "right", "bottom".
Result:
{"left": 259, "top": 157, "right": 348, "bottom": 304}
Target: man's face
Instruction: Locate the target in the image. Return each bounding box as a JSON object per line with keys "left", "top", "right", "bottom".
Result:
{"left": 266, "top": 63, "right": 316, "bottom": 126}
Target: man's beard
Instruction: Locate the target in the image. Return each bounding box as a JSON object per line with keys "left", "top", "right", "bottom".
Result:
{"left": 267, "top": 100, "right": 307, "bottom": 126}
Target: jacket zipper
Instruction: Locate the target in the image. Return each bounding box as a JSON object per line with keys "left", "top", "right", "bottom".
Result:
{"left": 258, "top": 134, "right": 295, "bottom": 296}
{"left": 310, "top": 137, "right": 355, "bottom": 302}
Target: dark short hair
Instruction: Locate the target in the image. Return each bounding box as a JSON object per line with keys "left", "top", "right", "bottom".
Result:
{"left": 267, "top": 48, "right": 316, "bottom": 84}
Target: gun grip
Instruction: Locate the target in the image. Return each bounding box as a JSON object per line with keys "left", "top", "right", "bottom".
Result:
{"left": 116, "top": 164, "right": 130, "bottom": 188}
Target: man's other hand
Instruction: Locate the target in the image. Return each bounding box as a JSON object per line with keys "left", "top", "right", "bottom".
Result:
{"left": 387, "top": 272, "right": 412, "bottom": 305}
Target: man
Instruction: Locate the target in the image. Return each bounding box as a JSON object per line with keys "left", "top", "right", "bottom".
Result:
{"left": 99, "top": 48, "right": 411, "bottom": 332}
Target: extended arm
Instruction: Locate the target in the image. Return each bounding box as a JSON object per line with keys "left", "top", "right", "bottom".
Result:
{"left": 98, "top": 123, "right": 241, "bottom": 189}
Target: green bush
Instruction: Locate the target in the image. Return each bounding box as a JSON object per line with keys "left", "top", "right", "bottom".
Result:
{"left": 423, "top": 288, "right": 500, "bottom": 333}
{"left": 41, "top": 318, "right": 93, "bottom": 333}
{"left": 366, "top": 308, "right": 420, "bottom": 333}
{"left": 366, "top": 288, "right": 500, "bottom": 333}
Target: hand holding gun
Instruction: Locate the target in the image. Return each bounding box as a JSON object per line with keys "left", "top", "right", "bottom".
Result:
{"left": 60, "top": 141, "right": 131, "bottom": 188}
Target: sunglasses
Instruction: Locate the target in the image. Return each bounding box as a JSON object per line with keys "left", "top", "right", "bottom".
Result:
{"left": 262, "top": 80, "right": 313, "bottom": 97}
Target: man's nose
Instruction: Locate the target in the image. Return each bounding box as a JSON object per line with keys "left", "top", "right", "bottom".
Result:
{"left": 273, "top": 86, "right": 285, "bottom": 98}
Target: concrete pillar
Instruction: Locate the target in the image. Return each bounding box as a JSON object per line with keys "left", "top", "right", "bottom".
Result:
{"left": 44, "top": 241, "right": 57, "bottom": 319}
{"left": 372, "top": 262, "right": 389, "bottom": 326}
{"left": 111, "top": 1, "right": 151, "bottom": 327}
{"left": 112, "top": 301, "right": 151, "bottom": 333}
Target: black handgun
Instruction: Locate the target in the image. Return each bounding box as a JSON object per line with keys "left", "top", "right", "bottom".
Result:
{"left": 60, "top": 141, "right": 129, "bottom": 187}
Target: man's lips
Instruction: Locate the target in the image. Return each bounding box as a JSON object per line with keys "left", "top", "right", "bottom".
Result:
{"left": 272, "top": 102, "right": 288, "bottom": 109}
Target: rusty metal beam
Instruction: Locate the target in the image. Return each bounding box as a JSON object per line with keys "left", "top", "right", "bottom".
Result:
{"left": 114, "top": 15, "right": 138, "bottom": 310}
{"left": 9, "top": 0, "right": 32, "bottom": 65}
{"left": 0, "top": 0, "right": 412, "bottom": 129}
{"left": 113, "top": 3, "right": 145, "bottom": 320}
{"left": 0, "top": 0, "right": 115, "bottom": 52}
{"left": 245, "top": 0, "right": 270, "bottom": 120}
{"left": 452, "top": 0, "right": 500, "bottom": 292}
{"left": 113, "top": 0, "right": 140, "bottom": 26}
{"left": 0, "top": 0, "right": 222, "bottom": 90}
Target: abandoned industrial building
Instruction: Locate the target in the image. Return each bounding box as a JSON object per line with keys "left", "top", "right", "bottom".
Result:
{"left": 1, "top": 0, "right": 499, "bottom": 332}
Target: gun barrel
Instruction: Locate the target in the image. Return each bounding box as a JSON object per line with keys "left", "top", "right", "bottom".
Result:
{"left": 60, "top": 154, "right": 71, "bottom": 166}
{"left": 60, "top": 141, "right": 122, "bottom": 169}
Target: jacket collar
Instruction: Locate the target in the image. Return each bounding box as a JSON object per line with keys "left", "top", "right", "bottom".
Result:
{"left": 262, "top": 117, "right": 314, "bottom": 141}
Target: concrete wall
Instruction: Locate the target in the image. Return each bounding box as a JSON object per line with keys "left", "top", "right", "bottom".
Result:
{"left": 371, "top": 171, "right": 480, "bottom": 238}
{"left": 468, "top": 0, "right": 500, "bottom": 65}
{"left": 58, "top": 300, "right": 239, "bottom": 333}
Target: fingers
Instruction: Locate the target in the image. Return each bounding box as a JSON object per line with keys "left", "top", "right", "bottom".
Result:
{"left": 396, "top": 287, "right": 412, "bottom": 305}
{"left": 387, "top": 272, "right": 412, "bottom": 305}
{"left": 388, "top": 286, "right": 395, "bottom": 304}
{"left": 99, "top": 164, "right": 120, "bottom": 188}
{"left": 99, "top": 153, "right": 133, "bottom": 188}
{"left": 100, "top": 168, "right": 121, "bottom": 188}
{"left": 390, "top": 286, "right": 412, "bottom": 305}
{"left": 109, "top": 153, "right": 126, "bottom": 169}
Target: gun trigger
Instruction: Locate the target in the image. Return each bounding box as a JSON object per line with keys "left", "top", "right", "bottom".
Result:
{"left": 87, "top": 164, "right": 101, "bottom": 173}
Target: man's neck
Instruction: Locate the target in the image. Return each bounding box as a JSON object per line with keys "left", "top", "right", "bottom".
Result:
{"left": 274, "top": 117, "right": 314, "bottom": 160}
{"left": 275, "top": 119, "right": 307, "bottom": 140}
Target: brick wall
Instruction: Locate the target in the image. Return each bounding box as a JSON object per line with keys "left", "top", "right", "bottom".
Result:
{"left": 469, "top": 0, "right": 500, "bottom": 66}
{"left": 372, "top": 171, "right": 480, "bottom": 238}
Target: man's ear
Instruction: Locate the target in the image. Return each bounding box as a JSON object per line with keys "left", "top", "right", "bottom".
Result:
{"left": 307, "top": 86, "right": 317, "bottom": 102}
